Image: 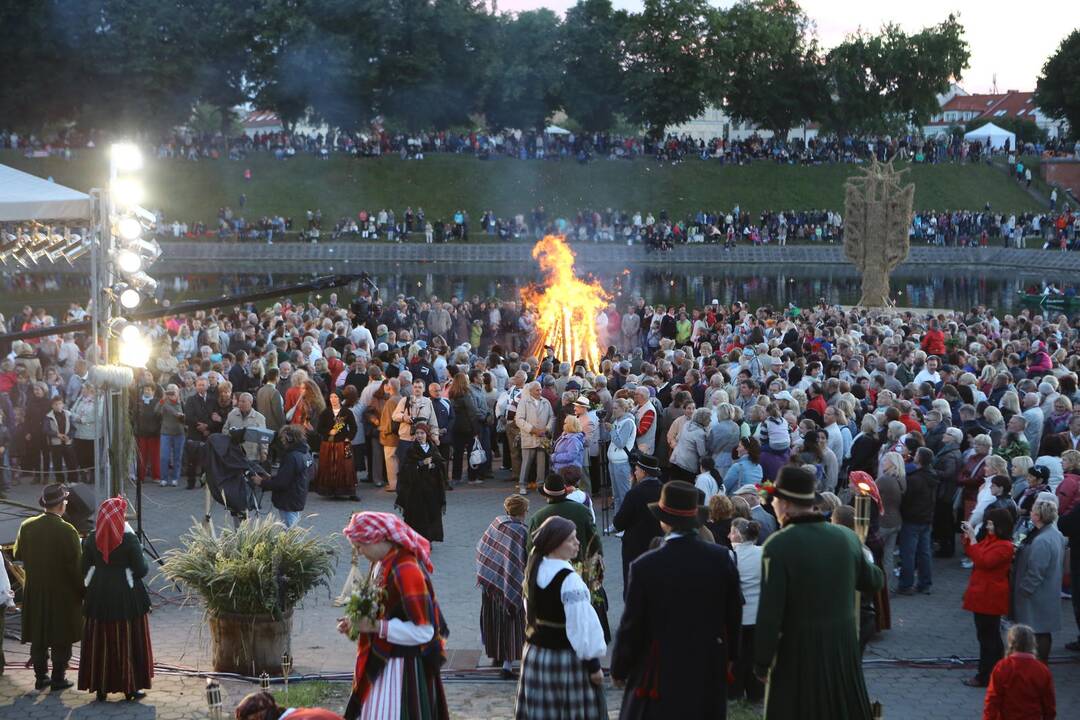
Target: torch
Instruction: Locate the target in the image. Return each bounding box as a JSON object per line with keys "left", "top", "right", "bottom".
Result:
{"left": 281, "top": 651, "right": 293, "bottom": 699}
{"left": 206, "top": 678, "right": 223, "bottom": 720}
{"left": 854, "top": 481, "right": 872, "bottom": 543}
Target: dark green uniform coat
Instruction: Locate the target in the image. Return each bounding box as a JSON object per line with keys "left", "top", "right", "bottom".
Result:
{"left": 527, "top": 498, "right": 600, "bottom": 562}
{"left": 753, "top": 514, "right": 883, "bottom": 720}
{"left": 13, "top": 512, "right": 83, "bottom": 645}
{"left": 82, "top": 532, "right": 151, "bottom": 622}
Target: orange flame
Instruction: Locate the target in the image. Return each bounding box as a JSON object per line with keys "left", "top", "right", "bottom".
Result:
{"left": 521, "top": 235, "right": 611, "bottom": 371}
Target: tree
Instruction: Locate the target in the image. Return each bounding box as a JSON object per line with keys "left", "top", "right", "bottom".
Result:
{"left": 622, "top": 0, "right": 725, "bottom": 139}
{"left": 823, "top": 14, "right": 969, "bottom": 137}
{"left": 481, "top": 10, "right": 563, "bottom": 131}
{"left": 1035, "top": 29, "right": 1080, "bottom": 141}
{"left": 189, "top": 0, "right": 263, "bottom": 139}
{"left": 559, "top": 0, "right": 628, "bottom": 133}
{"left": 0, "top": 0, "right": 85, "bottom": 133}
{"left": 375, "top": 0, "right": 492, "bottom": 132}
{"left": 717, "top": 0, "right": 826, "bottom": 139}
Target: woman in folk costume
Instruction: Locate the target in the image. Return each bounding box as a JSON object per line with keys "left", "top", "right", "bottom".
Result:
{"left": 78, "top": 496, "right": 154, "bottom": 702}
{"left": 515, "top": 516, "right": 607, "bottom": 720}
{"left": 476, "top": 495, "right": 530, "bottom": 680}
{"left": 395, "top": 424, "right": 446, "bottom": 542}
{"left": 316, "top": 391, "right": 358, "bottom": 498}
{"left": 340, "top": 512, "right": 449, "bottom": 720}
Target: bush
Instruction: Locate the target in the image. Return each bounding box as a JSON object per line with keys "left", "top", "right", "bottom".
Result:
{"left": 162, "top": 516, "right": 337, "bottom": 617}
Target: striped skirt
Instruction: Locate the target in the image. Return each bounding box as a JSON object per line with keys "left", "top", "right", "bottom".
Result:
{"left": 345, "top": 656, "right": 448, "bottom": 720}
{"left": 317, "top": 441, "right": 356, "bottom": 497}
{"left": 515, "top": 644, "right": 607, "bottom": 720}
{"left": 479, "top": 588, "right": 525, "bottom": 663}
{"left": 77, "top": 614, "right": 154, "bottom": 694}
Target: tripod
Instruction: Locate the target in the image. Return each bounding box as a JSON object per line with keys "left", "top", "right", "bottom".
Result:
{"left": 133, "top": 473, "right": 163, "bottom": 565}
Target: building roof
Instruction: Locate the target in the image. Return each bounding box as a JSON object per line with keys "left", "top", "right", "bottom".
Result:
{"left": 241, "top": 110, "right": 283, "bottom": 129}
{"left": 940, "top": 91, "right": 1039, "bottom": 121}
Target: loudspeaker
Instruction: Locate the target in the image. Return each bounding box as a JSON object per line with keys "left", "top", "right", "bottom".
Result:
{"left": 63, "top": 484, "right": 96, "bottom": 535}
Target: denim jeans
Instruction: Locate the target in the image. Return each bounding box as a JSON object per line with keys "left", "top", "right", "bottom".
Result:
{"left": 880, "top": 525, "right": 900, "bottom": 593}
{"left": 160, "top": 434, "right": 185, "bottom": 484}
{"left": 609, "top": 460, "right": 631, "bottom": 513}
{"left": 278, "top": 510, "right": 300, "bottom": 528}
{"left": 898, "top": 522, "right": 933, "bottom": 591}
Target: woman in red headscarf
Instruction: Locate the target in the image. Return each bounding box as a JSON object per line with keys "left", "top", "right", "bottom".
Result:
{"left": 339, "top": 511, "right": 449, "bottom": 720}
{"left": 77, "top": 496, "right": 154, "bottom": 702}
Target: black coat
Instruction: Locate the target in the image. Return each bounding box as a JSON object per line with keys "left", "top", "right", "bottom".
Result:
{"left": 396, "top": 441, "right": 446, "bottom": 542}
{"left": 900, "top": 467, "right": 939, "bottom": 524}
{"left": 261, "top": 438, "right": 313, "bottom": 511}
{"left": 611, "top": 533, "right": 743, "bottom": 720}
{"left": 612, "top": 476, "right": 662, "bottom": 594}
{"left": 848, "top": 434, "right": 881, "bottom": 476}
{"left": 431, "top": 396, "right": 453, "bottom": 443}
{"left": 132, "top": 395, "right": 162, "bottom": 437}
{"left": 82, "top": 531, "right": 151, "bottom": 622}
{"left": 184, "top": 393, "right": 213, "bottom": 439}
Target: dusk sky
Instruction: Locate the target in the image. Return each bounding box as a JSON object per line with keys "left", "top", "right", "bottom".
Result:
{"left": 498, "top": 1, "right": 1079, "bottom": 95}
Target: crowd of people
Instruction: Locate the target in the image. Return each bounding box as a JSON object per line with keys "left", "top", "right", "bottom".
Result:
{"left": 146, "top": 200, "right": 1080, "bottom": 252}
{"left": 4, "top": 284, "right": 1079, "bottom": 719}
{"left": 9, "top": 126, "right": 1077, "bottom": 168}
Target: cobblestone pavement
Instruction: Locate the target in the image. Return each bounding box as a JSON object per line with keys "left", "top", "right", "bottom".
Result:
{"left": 2, "top": 473, "right": 1078, "bottom": 719}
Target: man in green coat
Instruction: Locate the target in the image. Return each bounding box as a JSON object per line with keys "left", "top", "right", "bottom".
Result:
{"left": 526, "top": 473, "right": 601, "bottom": 562}
{"left": 13, "top": 484, "right": 83, "bottom": 691}
{"left": 753, "top": 467, "right": 883, "bottom": 720}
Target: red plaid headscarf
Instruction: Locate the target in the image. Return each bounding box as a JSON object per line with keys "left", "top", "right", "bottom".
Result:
{"left": 343, "top": 511, "right": 433, "bottom": 572}
{"left": 96, "top": 496, "right": 127, "bottom": 564}
{"left": 848, "top": 471, "right": 885, "bottom": 515}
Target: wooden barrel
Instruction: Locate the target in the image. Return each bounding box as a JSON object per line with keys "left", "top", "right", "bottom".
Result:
{"left": 208, "top": 610, "right": 293, "bottom": 676}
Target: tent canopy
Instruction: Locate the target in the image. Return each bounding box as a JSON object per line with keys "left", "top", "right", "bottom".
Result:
{"left": 544, "top": 125, "right": 571, "bottom": 135}
{"left": 0, "top": 164, "right": 92, "bottom": 222}
{"left": 963, "top": 122, "right": 1016, "bottom": 151}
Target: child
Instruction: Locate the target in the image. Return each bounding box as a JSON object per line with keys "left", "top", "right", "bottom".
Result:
{"left": 760, "top": 402, "right": 791, "bottom": 452}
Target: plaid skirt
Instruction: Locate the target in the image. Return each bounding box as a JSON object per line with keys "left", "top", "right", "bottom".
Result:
{"left": 480, "top": 588, "right": 525, "bottom": 663}
{"left": 515, "top": 643, "right": 607, "bottom": 720}
{"left": 77, "top": 614, "right": 154, "bottom": 694}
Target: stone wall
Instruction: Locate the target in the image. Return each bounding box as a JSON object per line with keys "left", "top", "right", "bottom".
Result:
{"left": 154, "top": 241, "right": 1080, "bottom": 272}
{"left": 1041, "top": 158, "right": 1080, "bottom": 198}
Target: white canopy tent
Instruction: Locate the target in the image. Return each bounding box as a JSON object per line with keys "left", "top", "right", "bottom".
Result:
{"left": 963, "top": 122, "right": 1016, "bottom": 151}
{"left": 0, "top": 164, "right": 92, "bottom": 222}
{"left": 544, "top": 125, "right": 571, "bottom": 136}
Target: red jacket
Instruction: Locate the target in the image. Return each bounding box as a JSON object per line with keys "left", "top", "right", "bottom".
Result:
{"left": 1055, "top": 472, "right": 1080, "bottom": 517}
{"left": 962, "top": 534, "right": 1014, "bottom": 616}
{"left": 921, "top": 328, "right": 946, "bottom": 356}
{"left": 807, "top": 394, "right": 827, "bottom": 419}
{"left": 983, "top": 652, "right": 1055, "bottom": 720}
{"left": 899, "top": 413, "right": 922, "bottom": 434}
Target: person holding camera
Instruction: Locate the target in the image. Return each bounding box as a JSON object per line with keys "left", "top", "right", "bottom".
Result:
{"left": 253, "top": 425, "right": 314, "bottom": 528}
{"left": 392, "top": 379, "right": 439, "bottom": 461}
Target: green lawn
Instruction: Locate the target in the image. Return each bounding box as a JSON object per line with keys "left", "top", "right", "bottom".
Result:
{"left": 1, "top": 149, "right": 1044, "bottom": 226}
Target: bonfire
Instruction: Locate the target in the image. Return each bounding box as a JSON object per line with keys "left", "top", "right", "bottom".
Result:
{"left": 521, "top": 235, "right": 611, "bottom": 371}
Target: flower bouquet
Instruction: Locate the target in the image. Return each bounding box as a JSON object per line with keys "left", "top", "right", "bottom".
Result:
{"left": 572, "top": 545, "right": 606, "bottom": 607}
{"left": 344, "top": 575, "right": 385, "bottom": 641}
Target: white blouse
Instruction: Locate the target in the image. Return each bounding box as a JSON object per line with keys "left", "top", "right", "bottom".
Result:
{"left": 528, "top": 557, "right": 607, "bottom": 661}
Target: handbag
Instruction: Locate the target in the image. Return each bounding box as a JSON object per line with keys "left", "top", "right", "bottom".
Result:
{"left": 469, "top": 438, "right": 487, "bottom": 468}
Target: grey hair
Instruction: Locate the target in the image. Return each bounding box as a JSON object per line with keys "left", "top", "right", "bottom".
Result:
{"left": 1032, "top": 499, "right": 1059, "bottom": 525}
{"left": 1006, "top": 624, "right": 1037, "bottom": 655}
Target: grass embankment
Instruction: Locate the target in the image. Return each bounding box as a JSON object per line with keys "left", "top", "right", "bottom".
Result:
{"left": 2, "top": 150, "right": 1044, "bottom": 226}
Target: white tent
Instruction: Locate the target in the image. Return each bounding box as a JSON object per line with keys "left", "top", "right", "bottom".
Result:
{"left": 0, "top": 164, "right": 92, "bottom": 222}
{"left": 544, "top": 125, "right": 571, "bottom": 136}
{"left": 963, "top": 122, "right": 1016, "bottom": 151}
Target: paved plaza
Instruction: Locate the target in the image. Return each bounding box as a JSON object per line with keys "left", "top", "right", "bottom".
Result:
{"left": 1, "top": 473, "right": 1077, "bottom": 719}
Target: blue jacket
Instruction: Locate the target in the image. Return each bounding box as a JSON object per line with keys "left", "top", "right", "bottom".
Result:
{"left": 261, "top": 439, "right": 313, "bottom": 511}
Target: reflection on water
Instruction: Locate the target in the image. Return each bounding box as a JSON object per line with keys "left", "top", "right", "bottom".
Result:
{"left": 0, "top": 262, "right": 1041, "bottom": 318}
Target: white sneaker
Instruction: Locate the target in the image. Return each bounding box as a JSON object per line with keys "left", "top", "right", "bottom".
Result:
{"left": 169, "top": 480, "right": 178, "bottom": 487}
{"left": 961, "top": 559, "right": 974, "bottom": 569}
{"left": 160, "top": 480, "right": 167, "bottom": 487}
{"left": 517, "top": 487, "right": 528, "bottom": 496}
{"left": 615, "top": 531, "right": 625, "bottom": 538}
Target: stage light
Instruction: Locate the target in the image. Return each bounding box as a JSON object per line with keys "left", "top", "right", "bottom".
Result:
{"left": 118, "top": 333, "right": 151, "bottom": 368}
{"left": 120, "top": 288, "right": 141, "bottom": 309}
{"left": 111, "top": 143, "right": 143, "bottom": 173}
{"left": 118, "top": 217, "right": 142, "bottom": 241}
{"left": 125, "top": 238, "right": 162, "bottom": 267}
{"left": 64, "top": 243, "right": 91, "bottom": 263}
{"left": 111, "top": 178, "right": 144, "bottom": 207}
{"left": 116, "top": 248, "right": 142, "bottom": 274}
{"left": 128, "top": 270, "right": 158, "bottom": 292}
{"left": 120, "top": 323, "right": 142, "bottom": 344}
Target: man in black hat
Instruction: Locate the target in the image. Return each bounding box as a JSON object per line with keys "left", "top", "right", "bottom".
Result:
{"left": 752, "top": 466, "right": 883, "bottom": 719}
{"left": 611, "top": 480, "right": 743, "bottom": 719}
{"left": 12, "top": 483, "right": 83, "bottom": 690}
{"left": 612, "top": 454, "right": 663, "bottom": 597}
{"left": 526, "top": 473, "right": 601, "bottom": 565}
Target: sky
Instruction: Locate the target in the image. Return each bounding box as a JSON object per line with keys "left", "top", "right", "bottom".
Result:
{"left": 498, "top": 0, "right": 1079, "bottom": 95}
